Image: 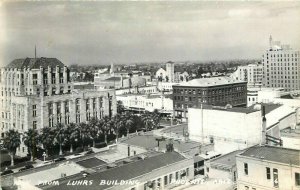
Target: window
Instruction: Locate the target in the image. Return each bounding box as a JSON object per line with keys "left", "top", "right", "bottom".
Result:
{"left": 65, "top": 101, "right": 69, "bottom": 113}
{"left": 33, "top": 74, "right": 38, "bottom": 85}
{"left": 32, "top": 105, "right": 37, "bottom": 117}
{"left": 244, "top": 186, "right": 249, "bottom": 190}
{"left": 164, "top": 175, "right": 168, "bottom": 185}
{"left": 169, "top": 174, "right": 173, "bottom": 183}
{"left": 186, "top": 168, "right": 189, "bottom": 176}
{"left": 176, "top": 171, "right": 179, "bottom": 180}
{"left": 273, "top": 168, "right": 279, "bottom": 187}
{"left": 266, "top": 167, "right": 271, "bottom": 180}
{"left": 244, "top": 163, "right": 248, "bottom": 175}
{"left": 57, "top": 102, "right": 61, "bottom": 115}
{"left": 295, "top": 173, "right": 300, "bottom": 186}
{"left": 49, "top": 103, "right": 53, "bottom": 115}
{"left": 33, "top": 121, "right": 37, "bottom": 129}
{"left": 51, "top": 73, "right": 56, "bottom": 84}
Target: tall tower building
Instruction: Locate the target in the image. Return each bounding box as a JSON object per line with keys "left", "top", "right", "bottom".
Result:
{"left": 166, "top": 61, "right": 175, "bottom": 83}
{"left": 262, "top": 36, "right": 300, "bottom": 91}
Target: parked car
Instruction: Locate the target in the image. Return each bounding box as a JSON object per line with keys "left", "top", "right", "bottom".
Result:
{"left": 19, "top": 164, "right": 34, "bottom": 172}
{"left": 67, "top": 153, "right": 84, "bottom": 160}
{"left": 54, "top": 157, "right": 66, "bottom": 162}
{"left": 1, "top": 169, "right": 14, "bottom": 176}
{"left": 36, "top": 160, "right": 53, "bottom": 167}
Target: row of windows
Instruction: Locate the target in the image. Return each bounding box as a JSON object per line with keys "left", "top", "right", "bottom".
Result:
{"left": 174, "top": 93, "right": 245, "bottom": 102}
{"left": 174, "top": 87, "right": 245, "bottom": 95}
{"left": 265, "top": 53, "right": 298, "bottom": 57}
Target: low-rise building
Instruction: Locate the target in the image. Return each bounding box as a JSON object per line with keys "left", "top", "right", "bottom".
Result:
{"left": 116, "top": 93, "right": 173, "bottom": 114}
{"left": 206, "top": 150, "right": 243, "bottom": 188}
{"left": 188, "top": 103, "right": 296, "bottom": 154}
{"left": 42, "top": 151, "right": 194, "bottom": 190}
{"left": 236, "top": 145, "right": 300, "bottom": 190}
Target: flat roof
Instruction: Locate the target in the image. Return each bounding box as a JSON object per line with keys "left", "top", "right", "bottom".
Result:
{"left": 198, "top": 105, "right": 259, "bottom": 114}
{"left": 119, "top": 133, "right": 201, "bottom": 153}
{"left": 76, "top": 157, "right": 107, "bottom": 168}
{"left": 173, "top": 77, "right": 246, "bottom": 87}
{"left": 239, "top": 145, "right": 300, "bottom": 166}
{"left": 281, "top": 128, "right": 300, "bottom": 138}
{"left": 210, "top": 150, "right": 243, "bottom": 168}
{"left": 46, "top": 152, "right": 187, "bottom": 190}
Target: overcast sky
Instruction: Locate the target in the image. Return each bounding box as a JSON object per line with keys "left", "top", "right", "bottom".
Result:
{"left": 1, "top": 1, "right": 300, "bottom": 66}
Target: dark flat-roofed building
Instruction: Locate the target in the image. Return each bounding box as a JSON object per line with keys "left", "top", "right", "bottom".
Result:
{"left": 236, "top": 145, "right": 300, "bottom": 190}
{"left": 172, "top": 77, "right": 247, "bottom": 119}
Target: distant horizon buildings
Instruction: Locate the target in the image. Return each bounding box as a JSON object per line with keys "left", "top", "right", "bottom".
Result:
{"left": 262, "top": 36, "right": 300, "bottom": 92}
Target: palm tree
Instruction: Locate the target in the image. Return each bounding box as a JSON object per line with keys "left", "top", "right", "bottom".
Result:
{"left": 54, "top": 123, "right": 66, "bottom": 155}
{"left": 38, "top": 127, "right": 55, "bottom": 157}
{"left": 117, "top": 100, "right": 125, "bottom": 114}
{"left": 3, "top": 130, "right": 21, "bottom": 166}
{"left": 101, "top": 116, "right": 111, "bottom": 144}
{"left": 78, "top": 122, "right": 89, "bottom": 150}
{"left": 152, "top": 109, "right": 161, "bottom": 129}
{"left": 65, "top": 123, "right": 80, "bottom": 153}
{"left": 142, "top": 112, "right": 154, "bottom": 132}
{"left": 111, "top": 114, "right": 124, "bottom": 142}
{"left": 124, "top": 112, "right": 134, "bottom": 136}
{"left": 88, "top": 117, "right": 100, "bottom": 147}
{"left": 23, "top": 128, "right": 39, "bottom": 161}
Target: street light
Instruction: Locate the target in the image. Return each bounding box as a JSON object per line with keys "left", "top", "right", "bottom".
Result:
{"left": 42, "top": 152, "right": 46, "bottom": 162}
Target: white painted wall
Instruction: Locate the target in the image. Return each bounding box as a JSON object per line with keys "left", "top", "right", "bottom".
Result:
{"left": 188, "top": 108, "right": 262, "bottom": 154}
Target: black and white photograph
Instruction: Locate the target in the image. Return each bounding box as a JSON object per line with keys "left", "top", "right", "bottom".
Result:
{"left": 0, "top": 1, "right": 300, "bottom": 190}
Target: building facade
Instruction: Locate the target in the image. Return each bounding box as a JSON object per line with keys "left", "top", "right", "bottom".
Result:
{"left": 116, "top": 93, "right": 173, "bottom": 114}
{"left": 230, "top": 63, "right": 263, "bottom": 87}
{"left": 166, "top": 61, "right": 175, "bottom": 82}
{"left": 172, "top": 77, "right": 247, "bottom": 119}
{"left": 236, "top": 145, "right": 300, "bottom": 190}
{"left": 0, "top": 57, "right": 117, "bottom": 156}
{"left": 262, "top": 36, "right": 300, "bottom": 92}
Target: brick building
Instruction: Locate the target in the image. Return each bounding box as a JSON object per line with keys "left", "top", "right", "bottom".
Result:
{"left": 0, "top": 57, "right": 116, "bottom": 156}
{"left": 172, "top": 77, "right": 247, "bottom": 119}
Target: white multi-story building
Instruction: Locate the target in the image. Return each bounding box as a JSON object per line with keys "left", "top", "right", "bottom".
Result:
{"left": 231, "top": 65, "right": 248, "bottom": 82}
{"left": 236, "top": 145, "right": 300, "bottom": 190}
{"left": 262, "top": 36, "right": 300, "bottom": 92}
{"left": 230, "top": 63, "right": 263, "bottom": 87}
{"left": 116, "top": 93, "right": 173, "bottom": 114}
{"left": 247, "top": 64, "right": 263, "bottom": 87}
{"left": 0, "top": 57, "right": 117, "bottom": 156}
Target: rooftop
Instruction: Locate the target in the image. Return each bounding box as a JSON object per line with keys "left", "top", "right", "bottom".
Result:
{"left": 76, "top": 157, "right": 106, "bottom": 168}
{"left": 174, "top": 77, "right": 245, "bottom": 87}
{"left": 198, "top": 105, "right": 259, "bottom": 114}
{"left": 5, "top": 57, "right": 65, "bottom": 69}
{"left": 119, "top": 132, "right": 201, "bottom": 153}
{"left": 210, "top": 150, "right": 243, "bottom": 169}
{"left": 239, "top": 145, "right": 300, "bottom": 166}
{"left": 46, "top": 152, "right": 187, "bottom": 190}
{"left": 281, "top": 127, "right": 300, "bottom": 138}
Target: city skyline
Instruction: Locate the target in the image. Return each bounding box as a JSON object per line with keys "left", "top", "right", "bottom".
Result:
{"left": 1, "top": 1, "right": 300, "bottom": 66}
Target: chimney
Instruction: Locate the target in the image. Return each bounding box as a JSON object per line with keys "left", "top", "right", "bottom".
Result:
{"left": 261, "top": 105, "right": 267, "bottom": 145}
